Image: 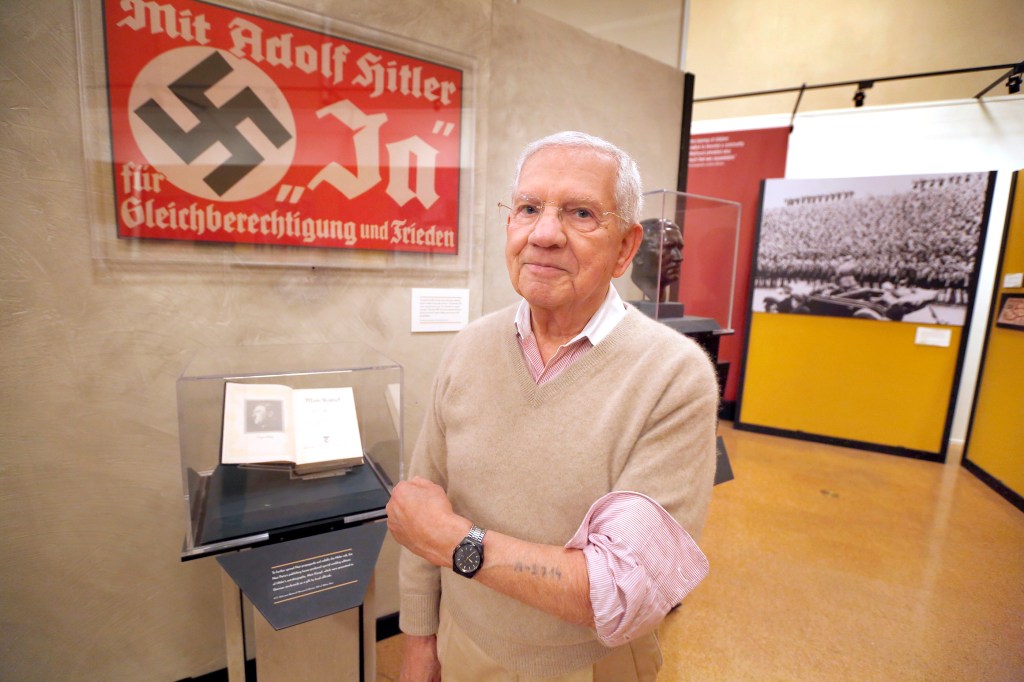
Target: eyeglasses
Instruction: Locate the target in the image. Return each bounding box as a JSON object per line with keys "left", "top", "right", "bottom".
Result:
{"left": 497, "top": 198, "right": 625, "bottom": 234}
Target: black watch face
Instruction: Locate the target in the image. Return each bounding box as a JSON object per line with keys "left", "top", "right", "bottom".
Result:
{"left": 454, "top": 542, "right": 482, "bottom": 574}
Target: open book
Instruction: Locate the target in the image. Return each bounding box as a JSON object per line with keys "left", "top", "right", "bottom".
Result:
{"left": 220, "top": 382, "right": 364, "bottom": 476}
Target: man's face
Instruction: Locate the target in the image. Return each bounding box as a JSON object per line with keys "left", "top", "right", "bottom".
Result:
{"left": 504, "top": 146, "right": 640, "bottom": 318}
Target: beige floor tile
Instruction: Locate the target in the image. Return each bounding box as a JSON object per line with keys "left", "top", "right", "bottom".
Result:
{"left": 378, "top": 423, "right": 1024, "bottom": 680}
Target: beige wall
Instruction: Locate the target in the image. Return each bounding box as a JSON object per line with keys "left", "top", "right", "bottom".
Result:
{"left": 688, "top": 0, "right": 1024, "bottom": 119}
{"left": 0, "top": 0, "right": 683, "bottom": 679}
{"left": 485, "top": 2, "right": 683, "bottom": 311}
{"left": 526, "top": 0, "right": 1024, "bottom": 119}
{"left": 520, "top": 0, "right": 685, "bottom": 68}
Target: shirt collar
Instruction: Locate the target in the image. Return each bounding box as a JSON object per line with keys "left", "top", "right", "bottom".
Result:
{"left": 514, "top": 285, "right": 627, "bottom": 347}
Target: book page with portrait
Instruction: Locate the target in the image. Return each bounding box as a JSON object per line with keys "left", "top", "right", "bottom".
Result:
{"left": 220, "top": 383, "right": 364, "bottom": 472}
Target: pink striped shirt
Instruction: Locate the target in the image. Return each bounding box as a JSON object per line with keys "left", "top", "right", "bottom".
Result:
{"left": 514, "top": 287, "right": 709, "bottom": 646}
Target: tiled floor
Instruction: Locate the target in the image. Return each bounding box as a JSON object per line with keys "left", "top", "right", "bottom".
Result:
{"left": 376, "top": 422, "right": 1024, "bottom": 680}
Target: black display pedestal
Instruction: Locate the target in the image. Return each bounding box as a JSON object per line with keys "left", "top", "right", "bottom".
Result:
{"left": 219, "top": 540, "right": 382, "bottom": 682}
{"left": 655, "top": 315, "right": 723, "bottom": 366}
{"left": 200, "top": 458, "right": 393, "bottom": 682}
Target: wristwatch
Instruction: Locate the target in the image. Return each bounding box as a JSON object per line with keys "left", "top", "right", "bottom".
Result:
{"left": 452, "top": 525, "right": 486, "bottom": 578}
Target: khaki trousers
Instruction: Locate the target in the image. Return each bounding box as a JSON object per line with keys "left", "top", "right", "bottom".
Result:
{"left": 436, "top": 603, "right": 662, "bottom": 682}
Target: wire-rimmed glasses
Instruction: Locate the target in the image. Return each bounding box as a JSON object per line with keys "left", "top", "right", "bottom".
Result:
{"left": 497, "top": 198, "right": 625, "bottom": 233}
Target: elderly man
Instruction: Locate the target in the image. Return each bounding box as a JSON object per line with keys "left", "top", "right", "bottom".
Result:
{"left": 386, "top": 131, "right": 717, "bottom": 681}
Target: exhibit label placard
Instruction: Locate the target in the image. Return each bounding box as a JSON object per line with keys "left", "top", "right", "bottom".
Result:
{"left": 218, "top": 521, "right": 388, "bottom": 630}
{"left": 102, "top": 0, "right": 463, "bottom": 254}
{"left": 411, "top": 288, "right": 469, "bottom": 332}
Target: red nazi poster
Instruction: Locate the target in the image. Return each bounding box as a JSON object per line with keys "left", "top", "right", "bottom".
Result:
{"left": 103, "top": 0, "right": 463, "bottom": 254}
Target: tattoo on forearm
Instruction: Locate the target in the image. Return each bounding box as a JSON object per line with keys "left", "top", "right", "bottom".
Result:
{"left": 513, "top": 561, "right": 563, "bottom": 580}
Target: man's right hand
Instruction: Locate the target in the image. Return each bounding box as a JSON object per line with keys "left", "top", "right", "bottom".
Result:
{"left": 399, "top": 634, "right": 441, "bottom": 682}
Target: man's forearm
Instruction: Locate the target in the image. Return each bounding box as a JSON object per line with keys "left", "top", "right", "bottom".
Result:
{"left": 388, "top": 477, "right": 594, "bottom": 629}
{"left": 472, "top": 529, "right": 594, "bottom": 628}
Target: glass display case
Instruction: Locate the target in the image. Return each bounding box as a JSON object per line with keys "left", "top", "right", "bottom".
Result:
{"left": 177, "top": 343, "right": 401, "bottom": 560}
{"left": 619, "top": 189, "right": 741, "bottom": 385}
{"left": 628, "top": 189, "right": 742, "bottom": 332}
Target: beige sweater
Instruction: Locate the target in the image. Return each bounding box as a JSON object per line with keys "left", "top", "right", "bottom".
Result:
{"left": 399, "top": 303, "right": 718, "bottom": 676}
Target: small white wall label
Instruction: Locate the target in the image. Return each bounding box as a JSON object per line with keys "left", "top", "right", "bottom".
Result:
{"left": 411, "top": 288, "right": 469, "bottom": 332}
{"left": 915, "top": 326, "right": 952, "bottom": 347}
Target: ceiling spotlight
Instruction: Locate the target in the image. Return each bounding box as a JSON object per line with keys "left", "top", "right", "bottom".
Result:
{"left": 853, "top": 80, "right": 873, "bottom": 108}
{"left": 1008, "top": 65, "right": 1023, "bottom": 94}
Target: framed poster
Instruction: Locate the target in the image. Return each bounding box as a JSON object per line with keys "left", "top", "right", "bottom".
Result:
{"left": 751, "top": 172, "right": 994, "bottom": 326}
{"left": 995, "top": 293, "right": 1024, "bottom": 330}
{"left": 76, "top": 0, "right": 475, "bottom": 270}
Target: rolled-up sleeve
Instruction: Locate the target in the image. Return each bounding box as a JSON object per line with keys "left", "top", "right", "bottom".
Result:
{"left": 565, "top": 491, "right": 709, "bottom": 648}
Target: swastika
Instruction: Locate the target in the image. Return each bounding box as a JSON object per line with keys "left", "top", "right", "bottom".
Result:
{"left": 134, "top": 51, "right": 292, "bottom": 196}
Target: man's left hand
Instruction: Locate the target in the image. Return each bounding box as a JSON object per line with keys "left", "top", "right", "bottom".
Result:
{"left": 387, "top": 476, "right": 470, "bottom": 567}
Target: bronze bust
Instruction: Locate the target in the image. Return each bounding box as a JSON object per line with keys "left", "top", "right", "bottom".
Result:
{"left": 631, "top": 218, "right": 683, "bottom": 302}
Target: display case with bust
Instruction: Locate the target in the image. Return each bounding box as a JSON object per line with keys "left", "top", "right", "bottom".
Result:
{"left": 623, "top": 189, "right": 741, "bottom": 373}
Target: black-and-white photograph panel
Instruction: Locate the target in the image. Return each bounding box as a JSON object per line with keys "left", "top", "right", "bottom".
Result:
{"left": 752, "top": 172, "right": 993, "bottom": 326}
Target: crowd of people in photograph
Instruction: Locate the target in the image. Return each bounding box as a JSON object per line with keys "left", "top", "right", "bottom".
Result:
{"left": 755, "top": 174, "right": 987, "bottom": 309}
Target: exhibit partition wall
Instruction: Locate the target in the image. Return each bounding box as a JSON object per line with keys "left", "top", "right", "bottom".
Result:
{"left": 1, "top": 1, "right": 687, "bottom": 680}
{"left": 696, "top": 97, "right": 1024, "bottom": 456}
{"left": 963, "top": 171, "right": 1024, "bottom": 510}
{"left": 738, "top": 172, "right": 995, "bottom": 459}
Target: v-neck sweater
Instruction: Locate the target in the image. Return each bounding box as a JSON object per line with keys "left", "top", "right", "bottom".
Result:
{"left": 399, "top": 303, "right": 718, "bottom": 676}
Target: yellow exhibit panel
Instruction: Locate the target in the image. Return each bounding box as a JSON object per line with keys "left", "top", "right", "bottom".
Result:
{"left": 966, "top": 328, "right": 1024, "bottom": 494}
{"left": 964, "top": 172, "right": 1024, "bottom": 498}
{"left": 739, "top": 312, "right": 961, "bottom": 454}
